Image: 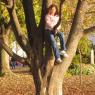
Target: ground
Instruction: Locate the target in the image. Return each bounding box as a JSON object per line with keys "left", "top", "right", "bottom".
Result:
{"left": 0, "top": 66, "right": 95, "bottom": 95}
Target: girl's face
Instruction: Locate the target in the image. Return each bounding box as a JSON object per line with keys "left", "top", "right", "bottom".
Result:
{"left": 49, "top": 7, "right": 56, "bottom": 16}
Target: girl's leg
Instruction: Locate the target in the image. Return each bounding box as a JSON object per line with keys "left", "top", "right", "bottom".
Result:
{"left": 56, "top": 32, "right": 69, "bottom": 57}
{"left": 56, "top": 32, "right": 66, "bottom": 50}
{"left": 45, "top": 31, "right": 60, "bottom": 60}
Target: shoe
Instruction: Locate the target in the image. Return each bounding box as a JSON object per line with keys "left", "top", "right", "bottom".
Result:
{"left": 60, "top": 50, "right": 69, "bottom": 58}
{"left": 56, "top": 58, "right": 62, "bottom": 64}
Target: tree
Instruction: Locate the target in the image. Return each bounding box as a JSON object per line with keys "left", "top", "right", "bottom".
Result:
{"left": 0, "top": 2, "right": 14, "bottom": 75}
{"left": 0, "top": 45, "right": 2, "bottom": 74}
{"left": 0, "top": 0, "right": 95, "bottom": 95}
{"left": 0, "top": 20, "right": 12, "bottom": 74}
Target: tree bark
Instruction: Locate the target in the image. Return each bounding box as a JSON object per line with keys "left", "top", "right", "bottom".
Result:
{"left": 0, "top": 23, "right": 11, "bottom": 75}
{"left": 48, "top": 31, "right": 84, "bottom": 95}
{"left": 0, "top": 46, "right": 2, "bottom": 74}
{"left": 0, "top": 35, "right": 11, "bottom": 74}
{"left": 5, "top": 0, "right": 31, "bottom": 55}
{"left": 47, "top": 1, "right": 87, "bottom": 95}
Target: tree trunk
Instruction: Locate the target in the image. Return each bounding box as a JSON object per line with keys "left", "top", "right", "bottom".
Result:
{"left": 47, "top": 1, "right": 87, "bottom": 94}
{"left": 0, "top": 46, "right": 2, "bottom": 74}
{"left": 1, "top": 49, "right": 10, "bottom": 74}
{"left": 30, "top": 60, "right": 41, "bottom": 95}
{"left": 48, "top": 31, "right": 84, "bottom": 95}
{"left": 1, "top": 35, "right": 11, "bottom": 74}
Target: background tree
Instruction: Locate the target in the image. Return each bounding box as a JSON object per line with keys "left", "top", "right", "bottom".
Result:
{"left": 0, "top": 1, "right": 26, "bottom": 75}
{"left": 0, "top": 0, "right": 95, "bottom": 95}
{"left": 0, "top": 15, "right": 11, "bottom": 74}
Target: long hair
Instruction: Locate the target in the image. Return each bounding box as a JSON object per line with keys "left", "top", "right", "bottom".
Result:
{"left": 46, "top": 4, "right": 59, "bottom": 15}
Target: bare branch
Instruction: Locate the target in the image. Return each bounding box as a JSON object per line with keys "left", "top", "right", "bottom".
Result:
{"left": 22, "top": 0, "right": 38, "bottom": 47}
{"left": 53, "top": 0, "right": 65, "bottom": 30}
{"left": 0, "top": 0, "right": 13, "bottom": 8}
{"left": 4, "top": 0, "right": 31, "bottom": 54}
{"left": 38, "top": 0, "right": 47, "bottom": 31}
{"left": 66, "top": 0, "right": 88, "bottom": 47}
{"left": 86, "top": 11, "right": 95, "bottom": 14}
{"left": 6, "top": 25, "right": 11, "bottom": 35}
{"left": 84, "top": 26, "right": 95, "bottom": 35}
{"left": 60, "top": 0, "right": 65, "bottom": 5}
{"left": 0, "top": 39, "right": 28, "bottom": 64}
{"left": 22, "top": 0, "right": 37, "bottom": 31}
{"left": 6, "top": 0, "right": 13, "bottom": 9}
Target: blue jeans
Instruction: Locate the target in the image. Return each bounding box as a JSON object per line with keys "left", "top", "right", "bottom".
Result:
{"left": 45, "top": 30, "right": 66, "bottom": 60}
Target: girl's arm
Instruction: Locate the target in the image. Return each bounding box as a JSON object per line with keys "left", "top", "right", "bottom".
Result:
{"left": 45, "top": 15, "right": 59, "bottom": 29}
{"left": 45, "top": 15, "right": 55, "bottom": 28}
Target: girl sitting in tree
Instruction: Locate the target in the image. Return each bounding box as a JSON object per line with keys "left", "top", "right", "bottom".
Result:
{"left": 45, "top": 4, "right": 69, "bottom": 63}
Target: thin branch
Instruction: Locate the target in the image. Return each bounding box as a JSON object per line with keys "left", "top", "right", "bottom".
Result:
{"left": 53, "top": 0, "right": 65, "bottom": 30}
{"left": 38, "top": 0, "right": 47, "bottom": 30}
{"left": 84, "top": 26, "right": 95, "bottom": 35}
{"left": 0, "top": 0, "right": 13, "bottom": 8}
{"left": 86, "top": 11, "right": 95, "bottom": 14}
{"left": 6, "top": 25, "right": 11, "bottom": 35}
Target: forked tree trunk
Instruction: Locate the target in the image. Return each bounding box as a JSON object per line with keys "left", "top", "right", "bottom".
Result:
{"left": 39, "top": 32, "right": 84, "bottom": 95}
{"left": 47, "top": 0, "right": 87, "bottom": 94}
{"left": 48, "top": 31, "right": 84, "bottom": 95}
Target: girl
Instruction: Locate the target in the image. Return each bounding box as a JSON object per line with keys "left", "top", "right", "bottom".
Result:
{"left": 45, "top": 4, "right": 68, "bottom": 63}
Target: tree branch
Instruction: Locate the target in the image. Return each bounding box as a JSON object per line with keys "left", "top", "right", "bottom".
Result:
{"left": 22, "top": 0, "right": 38, "bottom": 47}
{"left": 53, "top": 0, "right": 65, "bottom": 30}
{"left": 48, "top": 1, "right": 89, "bottom": 93}
{"left": 66, "top": 0, "right": 88, "bottom": 47}
{"left": 86, "top": 11, "right": 95, "bottom": 14}
{"left": 84, "top": 26, "right": 95, "bottom": 35}
{"left": 38, "top": 0, "right": 47, "bottom": 31}
{"left": 6, "top": 25, "right": 11, "bottom": 36}
{"left": 4, "top": 0, "right": 31, "bottom": 55}
{"left": 0, "top": 39, "right": 28, "bottom": 64}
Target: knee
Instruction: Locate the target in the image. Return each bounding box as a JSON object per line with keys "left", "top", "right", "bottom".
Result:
{"left": 58, "top": 32, "right": 64, "bottom": 36}
{"left": 59, "top": 32, "right": 64, "bottom": 36}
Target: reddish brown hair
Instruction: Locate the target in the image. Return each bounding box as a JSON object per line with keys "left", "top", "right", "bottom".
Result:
{"left": 46, "top": 4, "right": 59, "bottom": 15}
